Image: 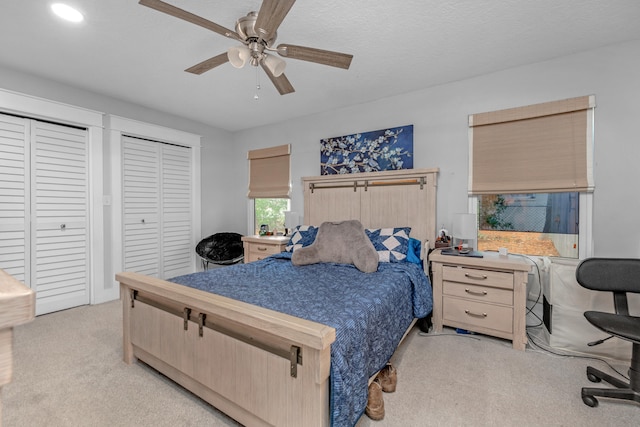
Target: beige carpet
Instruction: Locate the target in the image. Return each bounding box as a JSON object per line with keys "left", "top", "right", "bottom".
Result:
{"left": 3, "top": 300, "right": 638, "bottom": 426}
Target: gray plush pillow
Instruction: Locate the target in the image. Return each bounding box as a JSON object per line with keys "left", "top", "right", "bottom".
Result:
{"left": 291, "top": 220, "right": 379, "bottom": 273}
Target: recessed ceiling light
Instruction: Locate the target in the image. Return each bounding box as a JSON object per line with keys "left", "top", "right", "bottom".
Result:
{"left": 51, "top": 3, "right": 84, "bottom": 23}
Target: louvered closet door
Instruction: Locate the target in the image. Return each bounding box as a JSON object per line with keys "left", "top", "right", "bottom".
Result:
{"left": 122, "top": 137, "right": 161, "bottom": 277}
{"left": 122, "top": 136, "right": 193, "bottom": 279}
{"left": 32, "top": 120, "right": 90, "bottom": 314}
{"left": 0, "top": 114, "right": 30, "bottom": 282}
{"left": 161, "top": 144, "right": 192, "bottom": 278}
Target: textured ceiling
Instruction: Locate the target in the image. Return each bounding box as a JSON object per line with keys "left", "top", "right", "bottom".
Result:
{"left": 2, "top": 0, "right": 640, "bottom": 132}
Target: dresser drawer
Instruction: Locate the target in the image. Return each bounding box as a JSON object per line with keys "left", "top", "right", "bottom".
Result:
{"left": 442, "top": 265, "right": 513, "bottom": 290}
{"left": 442, "top": 281, "right": 513, "bottom": 305}
{"left": 248, "top": 245, "right": 279, "bottom": 260}
{"left": 247, "top": 253, "right": 268, "bottom": 263}
{"left": 443, "top": 297, "right": 513, "bottom": 334}
{"left": 248, "top": 243, "right": 281, "bottom": 256}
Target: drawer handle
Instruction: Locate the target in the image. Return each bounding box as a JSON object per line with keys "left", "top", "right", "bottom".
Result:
{"left": 464, "top": 273, "right": 488, "bottom": 280}
{"left": 465, "top": 309, "right": 487, "bottom": 318}
{"left": 257, "top": 246, "right": 268, "bottom": 251}
{"left": 465, "top": 288, "right": 488, "bottom": 296}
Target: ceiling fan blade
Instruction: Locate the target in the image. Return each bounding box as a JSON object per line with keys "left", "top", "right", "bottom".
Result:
{"left": 139, "top": 0, "right": 240, "bottom": 40}
{"left": 255, "top": 0, "right": 296, "bottom": 43}
{"left": 261, "top": 63, "right": 295, "bottom": 95}
{"left": 276, "top": 44, "right": 353, "bottom": 69}
{"left": 185, "top": 53, "right": 229, "bottom": 75}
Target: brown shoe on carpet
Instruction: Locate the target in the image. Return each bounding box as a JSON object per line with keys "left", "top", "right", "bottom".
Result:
{"left": 365, "top": 379, "right": 385, "bottom": 420}
{"left": 377, "top": 362, "right": 397, "bottom": 393}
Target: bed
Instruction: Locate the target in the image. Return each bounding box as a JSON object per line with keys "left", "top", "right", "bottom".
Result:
{"left": 117, "top": 168, "right": 438, "bottom": 427}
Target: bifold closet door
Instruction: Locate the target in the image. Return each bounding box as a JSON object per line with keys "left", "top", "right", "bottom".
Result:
{"left": 122, "top": 136, "right": 193, "bottom": 279}
{"left": 0, "top": 114, "right": 90, "bottom": 315}
{"left": 122, "top": 137, "right": 161, "bottom": 277}
{"left": 0, "top": 114, "right": 30, "bottom": 283}
{"left": 31, "top": 120, "right": 90, "bottom": 314}
{"left": 161, "top": 144, "right": 192, "bottom": 279}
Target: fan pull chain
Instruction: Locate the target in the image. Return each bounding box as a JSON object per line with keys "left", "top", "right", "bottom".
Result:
{"left": 254, "top": 67, "right": 261, "bottom": 100}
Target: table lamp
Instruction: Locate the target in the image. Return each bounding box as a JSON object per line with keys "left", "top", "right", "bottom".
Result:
{"left": 284, "top": 211, "right": 299, "bottom": 236}
{"left": 453, "top": 213, "right": 477, "bottom": 252}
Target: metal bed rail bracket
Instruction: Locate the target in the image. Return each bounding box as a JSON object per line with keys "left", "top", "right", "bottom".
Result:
{"left": 309, "top": 176, "right": 427, "bottom": 194}
{"left": 290, "top": 345, "right": 302, "bottom": 378}
{"left": 183, "top": 308, "right": 191, "bottom": 331}
{"left": 131, "top": 290, "right": 138, "bottom": 308}
{"left": 198, "top": 312, "right": 206, "bottom": 337}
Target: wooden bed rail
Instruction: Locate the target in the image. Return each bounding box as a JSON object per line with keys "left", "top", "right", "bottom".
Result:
{"left": 130, "top": 289, "right": 304, "bottom": 377}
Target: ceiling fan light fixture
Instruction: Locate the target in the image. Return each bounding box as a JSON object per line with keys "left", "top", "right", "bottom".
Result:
{"left": 227, "top": 45, "right": 251, "bottom": 68}
{"left": 138, "top": 1, "right": 352, "bottom": 96}
{"left": 262, "top": 54, "right": 286, "bottom": 77}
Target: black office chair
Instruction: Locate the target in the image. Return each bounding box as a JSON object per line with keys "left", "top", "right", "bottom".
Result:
{"left": 575, "top": 258, "right": 640, "bottom": 408}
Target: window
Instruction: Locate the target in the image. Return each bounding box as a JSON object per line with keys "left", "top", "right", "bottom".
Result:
{"left": 247, "top": 144, "right": 291, "bottom": 235}
{"left": 468, "top": 96, "right": 595, "bottom": 258}
{"left": 477, "top": 192, "right": 579, "bottom": 257}
{"left": 254, "top": 198, "right": 289, "bottom": 235}
{"left": 247, "top": 144, "right": 291, "bottom": 198}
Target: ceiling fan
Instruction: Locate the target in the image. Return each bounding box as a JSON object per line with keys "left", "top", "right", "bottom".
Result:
{"left": 139, "top": 0, "right": 354, "bottom": 95}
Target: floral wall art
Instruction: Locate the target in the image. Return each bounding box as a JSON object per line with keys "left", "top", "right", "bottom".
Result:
{"left": 320, "top": 125, "right": 413, "bottom": 175}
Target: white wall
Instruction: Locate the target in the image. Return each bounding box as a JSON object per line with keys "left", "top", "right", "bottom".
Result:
{"left": 232, "top": 39, "right": 640, "bottom": 258}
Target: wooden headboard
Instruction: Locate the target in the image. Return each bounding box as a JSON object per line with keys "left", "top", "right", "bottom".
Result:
{"left": 302, "top": 168, "right": 439, "bottom": 247}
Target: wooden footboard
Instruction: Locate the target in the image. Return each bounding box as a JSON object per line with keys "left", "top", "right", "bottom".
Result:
{"left": 117, "top": 272, "right": 336, "bottom": 427}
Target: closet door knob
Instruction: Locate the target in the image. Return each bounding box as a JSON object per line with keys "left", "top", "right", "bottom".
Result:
{"left": 141, "top": 219, "right": 145, "bottom": 223}
{"left": 60, "top": 224, "right": 66, "bottom": 230}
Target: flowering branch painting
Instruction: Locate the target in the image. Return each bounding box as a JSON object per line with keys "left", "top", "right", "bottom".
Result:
{"left": 320, "top": 125, "right": 413, "bottom": 175}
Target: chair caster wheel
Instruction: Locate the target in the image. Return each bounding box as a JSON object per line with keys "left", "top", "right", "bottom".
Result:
{"left": 586, "top": 372, "right": 601, "bottom": 383}
{"left": 582, "top": 394, "right": 598, "bottom": 407}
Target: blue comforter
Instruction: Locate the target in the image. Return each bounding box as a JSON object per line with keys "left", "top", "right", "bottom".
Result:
{"left": 170, "top": 252, "right": 432, "bottom": 427}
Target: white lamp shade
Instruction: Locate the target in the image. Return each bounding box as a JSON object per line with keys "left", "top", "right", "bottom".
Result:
{"left": 284, "top": 211, "right": 299, "bottom": 229}
{"left": 227, "top": 45, "right": 251, "bottom": 68}
{"left": 262, "top": 53, "right": 286, "bottom": 77}
{"left": 454, "top": 213, "right": 477, "bottom": 240}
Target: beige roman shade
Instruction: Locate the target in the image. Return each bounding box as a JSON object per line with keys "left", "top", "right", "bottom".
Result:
{"left": 468, "top": 95, "right": 595, "bottom": 194}
{"left": 247, "top": 144, "right": 291, "bottom": 198}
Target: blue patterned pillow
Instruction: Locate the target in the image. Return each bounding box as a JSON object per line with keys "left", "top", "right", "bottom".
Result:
{"left": 406, "top": 238, "right": 422, "bottom": 265}
{"left": 285, "top": 225, "right": 318, "bottom": 252}
{"left": 365, "top": 227, "right": 411, "bottom": 262}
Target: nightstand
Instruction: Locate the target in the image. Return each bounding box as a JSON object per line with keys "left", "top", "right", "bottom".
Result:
{"left": 429, "top": 249, "right": 531, "bottom": 350}
{"left": 241, "top": 235, "right": 289, "bottom": 263}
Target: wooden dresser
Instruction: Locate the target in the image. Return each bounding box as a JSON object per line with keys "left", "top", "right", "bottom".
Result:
{"left": 430, "top": 249, "right": 531, "bottom": 350}
{"left": 241, "top": 235, "right": 289, "bottom": 263}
